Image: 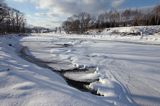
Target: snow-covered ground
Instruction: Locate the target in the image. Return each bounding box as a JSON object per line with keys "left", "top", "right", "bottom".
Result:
{"left": 0, "top": 36, "right": 114, "bottom": 106}
{"left": 0, "top": 26, "right": 160, "bottom": 106}
{"left": 35, "top": 25, "right": 160, "bottom": 45}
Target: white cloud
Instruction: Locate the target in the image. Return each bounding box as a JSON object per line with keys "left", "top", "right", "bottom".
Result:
{"left": 13, "top": 0, "right": 34, "bottom": 3}
{"left": 26, "top": 14, "right": 61, "bottom": 28}
{"left": 112, "top": 0, "right": 125, "bottom": 8}
{"left": 13, "top": 0, "right": 26, "bottom": 2}
{"left": 32, "top": 0, "right": 126, "bottom": 14}
{"left": 12, "top": 0, "right": 126, "bottom": 15}
{"left": 35, "top": 0, "right": 54, "bottom": 9}
{"left": 12, "top": 0, "right": 126, "bottom": 28}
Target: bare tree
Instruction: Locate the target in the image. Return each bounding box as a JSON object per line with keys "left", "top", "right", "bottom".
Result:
{"left": 153, "top": 5, "right": 160, "bottom": 25}
{"left": 62, "top": 12, "right": 91, "bottom": 34}
{"left": 0, "top": 2, "right": 26, "bottom": 34}
{"left": 62, "top": 5, "right": 160, "bottom": 33}
{"left": 77, "top": 12, "right": 91, "bottom": 33}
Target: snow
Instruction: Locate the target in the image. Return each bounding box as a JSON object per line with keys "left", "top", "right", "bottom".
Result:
{"left": 0, "top": 36, "right": 112, "bottom": 106}
{"left": 63, "top": 71, "right": 99, "bottom": 82}
{"left": 1, "top": 25, "right": 160, "bottom": 106}
{"left": 37, "top": 25, "right": 160, "bottom": 45}
{"left": 101, "top": 26, "right": 160, "bottom": 35}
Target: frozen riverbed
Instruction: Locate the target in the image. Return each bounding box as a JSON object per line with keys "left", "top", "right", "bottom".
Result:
{"left": 21, "top": 36, "right": 160, "bottom": 106}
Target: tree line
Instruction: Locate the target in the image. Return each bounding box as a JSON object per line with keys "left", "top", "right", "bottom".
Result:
{"left": 0, "top": 0, "right": 26, "bottom": 34}
{"left": 62, "top": 5, "right": 160, "bottom": 34}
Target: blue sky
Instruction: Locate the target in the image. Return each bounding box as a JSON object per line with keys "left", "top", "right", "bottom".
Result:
{"left": 5, "top": 0, "right": 160, "bottom": 28}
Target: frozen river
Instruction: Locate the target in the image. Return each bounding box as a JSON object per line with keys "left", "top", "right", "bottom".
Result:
{"left": 21, "top": 36, "right": 160, "bottom": 106}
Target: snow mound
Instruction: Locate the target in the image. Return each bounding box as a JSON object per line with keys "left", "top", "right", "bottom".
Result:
{"left": 100, "top": 26, "right": 160, "bottom": 36}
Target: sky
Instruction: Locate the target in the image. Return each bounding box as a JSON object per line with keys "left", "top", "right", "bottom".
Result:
{"left": 5, "top": 0, "right": 160, "bottom": 28}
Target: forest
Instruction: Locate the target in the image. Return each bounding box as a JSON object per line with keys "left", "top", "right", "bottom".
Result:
{"left": 0, "top": 0, "right": 26, "bottom": 34}
{"left": 62, "top": 5, "right": 160, "bottom": 34}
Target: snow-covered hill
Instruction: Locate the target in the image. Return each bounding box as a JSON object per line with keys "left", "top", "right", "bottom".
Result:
{"left": 85, "top": 25, "right": 160, "bottom": 36}
{"left": 100, "top": 25, "right": 160, "bottom": 36}
{"left": 86, "top": 26, "right": 160, "bottom": 44}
